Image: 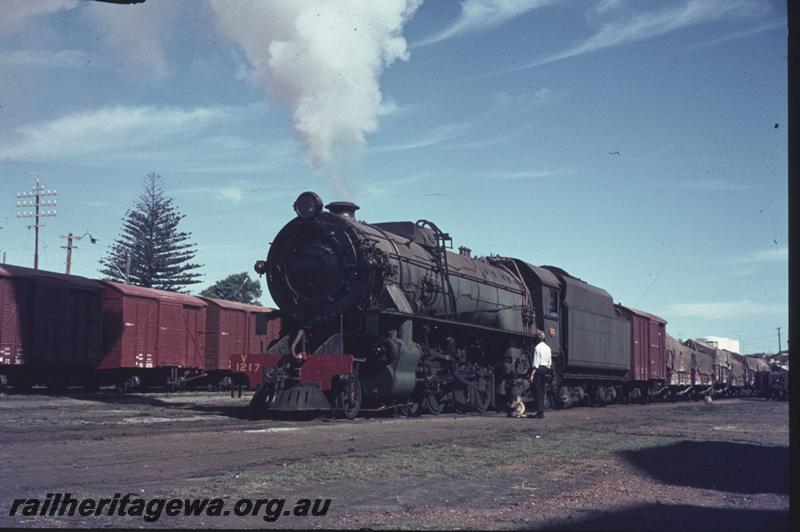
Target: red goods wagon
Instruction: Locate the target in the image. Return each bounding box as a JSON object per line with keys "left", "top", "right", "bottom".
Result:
{"left": 0, "top": 265, "right": 103, "bottom": 392}
{"left": 618, "top": 305, "right": 667, "bottom": 383}
{"left": 201, "top": 297, "right": 280, "bottom": 376}
{"left": 99, "top": 281, "right": 206, "bottom": 390}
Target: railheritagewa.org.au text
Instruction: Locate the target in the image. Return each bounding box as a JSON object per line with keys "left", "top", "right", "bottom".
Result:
{"left": 8, "top": 493, "right": 331, "bottom": 523}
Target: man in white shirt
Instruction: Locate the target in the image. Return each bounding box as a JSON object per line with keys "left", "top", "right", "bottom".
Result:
{"left": 530, "top": 329, "right": 552, "bottom": 418}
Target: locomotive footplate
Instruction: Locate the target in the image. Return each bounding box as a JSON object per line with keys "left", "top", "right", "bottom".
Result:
{"left": 253, "top": 354, "right": 355, "bottom": 413}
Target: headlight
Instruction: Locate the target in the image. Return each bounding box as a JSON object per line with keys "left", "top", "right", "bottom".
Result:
{"left": 293, "top": 191, "right": 323, "bottom": 219}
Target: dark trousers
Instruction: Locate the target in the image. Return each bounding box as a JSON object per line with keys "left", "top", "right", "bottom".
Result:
{"left": 533, "top": 367, "right": 550, "bottom": 414}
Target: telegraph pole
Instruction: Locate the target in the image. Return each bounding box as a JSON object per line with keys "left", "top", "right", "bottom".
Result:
{"left": 16, "top": 179, "right": 57, "bottom": 270}
{"left": 61, "top": 233, "right": 75, "bottom": 275}
{"left": 60, "top": 231, "right": 98, "bottom": 275}
{"left": 777, "top": 326, "right": 782, "bottom": 354}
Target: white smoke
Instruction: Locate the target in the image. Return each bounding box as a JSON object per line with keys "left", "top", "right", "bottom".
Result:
{"left": 210, "top": 0, "right": 422, "bottom": 170}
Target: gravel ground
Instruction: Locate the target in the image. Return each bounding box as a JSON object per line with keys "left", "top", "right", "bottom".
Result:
{"left": 0, "top": 391, "right": 789, "bottom": 530}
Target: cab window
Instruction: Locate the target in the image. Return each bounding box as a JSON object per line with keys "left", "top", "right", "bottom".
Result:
{"left": 547, "top": 287, "right": 559, "bottom": 316}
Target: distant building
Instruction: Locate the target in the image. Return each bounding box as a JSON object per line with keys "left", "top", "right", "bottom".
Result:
{"left": 695, "top": 336, "right": 740, "bottom": 353}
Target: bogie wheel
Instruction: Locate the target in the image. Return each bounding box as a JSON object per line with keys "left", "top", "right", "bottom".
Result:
{"left": 46, "top": 374, "right": 67, "bottom": 395}
{"left": 423, "top": 390, "right": 446, "bottom": 415}
{"left": 14, "top": 375, "right": 33, "bottom": 394}
{"left": 398, "top": 395, "right": 422, "bottom": 417}
{"left": 453, "top": 388, "right": 469, "bottom": 414}
{"left": 336, "top": 377, "right": 362, "bottom": 420}
{"left": 83, "top": 375, "right": 99, "bottom": 393}
{"left": 472, "top": 376, "right": 492, "bottom": 413}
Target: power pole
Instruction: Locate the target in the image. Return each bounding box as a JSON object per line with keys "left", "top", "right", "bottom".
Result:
{"left": 60, "top": 233, "right": 75, "bottom": 275}
{"left": 110, "top": 251, "right": 131, "bottom": 284}
{"left": 16, "top": 179, "right": 57, "bottom": 270}
{"left": 777, "top": 326, "right": 782, "bottom": 354}
{"left": 60, "top": 231, "right": 98, "bottom": 275}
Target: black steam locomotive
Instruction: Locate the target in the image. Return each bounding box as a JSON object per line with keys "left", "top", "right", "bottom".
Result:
{"left": 250, "top": 191, "right": 632, "bottom": 418}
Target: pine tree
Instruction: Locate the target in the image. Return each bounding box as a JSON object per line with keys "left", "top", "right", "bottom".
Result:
{"left": 200, "top": 272, "right": 263, "bottom": 304}
{"left": 100, "top": 173, "right": 202, "bottom": 291}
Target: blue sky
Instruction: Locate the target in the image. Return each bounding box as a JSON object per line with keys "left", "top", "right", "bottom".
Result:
{"left": 0, "top": 0, "right": 787, "bottom": 354}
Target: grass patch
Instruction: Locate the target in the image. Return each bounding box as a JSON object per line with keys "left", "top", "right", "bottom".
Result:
{"left": 219, "top": 426, "right": 678, "bottom": 492}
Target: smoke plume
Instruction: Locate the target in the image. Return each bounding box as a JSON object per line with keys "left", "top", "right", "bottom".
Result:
{"left": 211, "top": 0, "right": 422, "bottom": 170}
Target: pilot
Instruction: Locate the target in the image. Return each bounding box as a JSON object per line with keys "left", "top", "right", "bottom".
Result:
{"left": 529, "top": 330, "right": 552, "bottom": 418}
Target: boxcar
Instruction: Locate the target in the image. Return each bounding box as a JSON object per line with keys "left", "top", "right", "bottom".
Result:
{"left": 618, "top": 305, "right": 667, "bottom": 399}
{"left": 199, "top": 297, "right": 281, "bottom": 389}
{"left": 713, "top": 349, "right": 733, "bottom": 388}
{"left": 666, "top": 334, "right": 692, "bottom": 387}
{"left": 98, "top": 281, "right": 206, "bottom": 390}
{"left": 0, "top": 265, "right": 104, "bottom": 392}
{"left": 729, "top": 352, "right": 746, "bottom": 392}
{"left": 766, "top": 365, "right": 789, "bottom": 400}
{"left": 688, "top": 342, "right": 715, "bottom": 388}
{"left": 745, "top": 355, "right": 769, "bottom": 392}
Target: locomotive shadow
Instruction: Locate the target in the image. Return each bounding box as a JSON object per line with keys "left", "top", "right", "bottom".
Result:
{"left": 545, "top": 503, "right": 788, "bottom": 532}
{"left": 64, "top": 392, "right": 258, "bottom": 420}
{"left": 618, "top": 440, "right": 789, "bottom": 494}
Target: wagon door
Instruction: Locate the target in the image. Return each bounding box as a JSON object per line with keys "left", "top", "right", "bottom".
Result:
{"left": 233, "top": 310, "right": 246, "bottom": 356}
{"left": 33, "top": 283, "right": 68, "bottom": 363}
{"left": 70, "top": 289, "right": 93, "bottom": 363}
{"left": 632, "top": 316, "right": 648, "bottom": 381}
{"left": 183, "top": 305, "right": 204, "bottom": 369}
{"left": 219, "top": 309, "right": 232, "bottom": 367}
{"left": 158, "top": 303, "right": 182, "bottom": 367}
{"left": 649, "top": 320, "right": 666, "bottom": 380}
{"left": 0, "top": 277, "right": 34, "bottom": 365}
{"left": 133, "top": 298, "right": 158, "bottom": 368}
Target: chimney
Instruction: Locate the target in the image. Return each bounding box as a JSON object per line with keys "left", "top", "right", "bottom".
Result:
{"left": 458, "top": 246, "right": 471, "bottom": 257}
{"left": 325, "top": 201, "right": 360, "bottom": 218}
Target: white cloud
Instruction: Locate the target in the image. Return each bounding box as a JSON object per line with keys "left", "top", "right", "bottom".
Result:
{"left": 485, "top": 168, "right": 573, "bottom": 179}
{"left": 594, "top": 0, "right": 626, "bottom": 15}
{"left": 415, "top": 0, "right": 552, "bottom": 47}
{"left": 663, "top": 300, "right": 786, "bottom": 320}
{"left": 376, "top": 99, "right": 421, "bottom": 116}
{"left": 666, "top": 178, "right": 753, "bottom": 191}
{"left": 737, "top": 247, "right": 788, "bottom": 264}
{"left": 360, "top": 172, "right": 433, "bottom": 197}
{"left": 82, "top": 0, "right": 182, "bottom": 79}
{"left": 491, "top": 88, "right": 558, "bottom": 109}
{"left": 371, "top": 121, "right": 474, "bottom": 152}
{"left": 482, "top": 0, "right": 765, "bottom": 77}
{"left": 0, "top": 49, "right": 94, "bottom": 69}
{"left": 0, "top": 0, "right": 78, "bottom": 38}
{"left": 682, "top": 19, "right": 785, "bottom": 50}
{"left": 0, "top": 105, "right": 240, "bottom": 162}
{"left": 178, "top": 180, "right": 297, "bottom": 204}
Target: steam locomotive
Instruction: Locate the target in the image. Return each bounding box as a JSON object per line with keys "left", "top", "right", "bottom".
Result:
{"left": 249, "top": 191, "right": 701, "bottom": 418}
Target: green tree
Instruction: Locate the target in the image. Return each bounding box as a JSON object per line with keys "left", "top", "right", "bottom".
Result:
{"left": 200, "top": 272, "right": 262, "bottom": 304}
{"left": 100, "top": 173, "right": 202, "bottom": 291}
